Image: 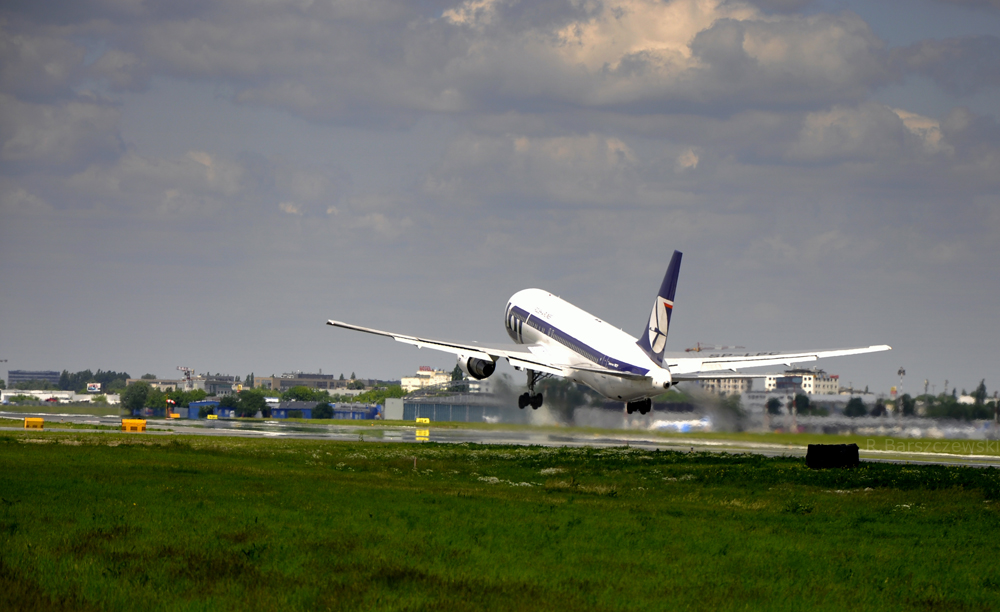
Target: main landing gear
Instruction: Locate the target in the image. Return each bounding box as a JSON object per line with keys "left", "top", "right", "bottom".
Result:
{"left": 626, "top": 398, "right": 652, "bottom": 415}
{"left": 517, "top": 368, "right": 547, "bottom": 410}
{"left": 518, "top": 392, "right": 543, "bottom": 409}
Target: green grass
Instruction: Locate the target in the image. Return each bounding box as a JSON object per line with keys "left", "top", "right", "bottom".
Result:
{"left": 0, "top": 417, "right": 126, "bottom": 431}
{"left": 0, "top": 417, "right": 170, "bottom": 432}
{"left": 213, "top": 417, "right": 1000, "bottom": 457}
{"left": 3, "top": 432, "right": 1000, "bottom": 611}
{"left": 653, "top": 431, "right": 1000, "bottom": 456}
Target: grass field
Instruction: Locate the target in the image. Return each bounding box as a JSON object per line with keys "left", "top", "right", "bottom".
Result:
{"left": 0, "top": 418, "right": 166, "bottom": 432}
{"left": 3, "top": 431, "right": 1000, "bottom": 611}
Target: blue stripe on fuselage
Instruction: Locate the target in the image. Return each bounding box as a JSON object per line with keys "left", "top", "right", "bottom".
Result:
{"left": 509, "top": 305, "right": 649, "bottom": 376}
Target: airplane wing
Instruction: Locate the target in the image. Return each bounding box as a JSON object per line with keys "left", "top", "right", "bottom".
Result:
{"left": 666, "top": 345, "right": 891, "bottom": 375}
{"left": 671, "top": 372, "right": 771, "bottom": 381}
{"left": 326, "top": 320, "right": 643, "bottom": 380}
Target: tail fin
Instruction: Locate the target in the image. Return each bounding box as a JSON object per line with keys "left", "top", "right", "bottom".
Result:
{"left": 637, "top": 250, "right": 682, "bottom": 365}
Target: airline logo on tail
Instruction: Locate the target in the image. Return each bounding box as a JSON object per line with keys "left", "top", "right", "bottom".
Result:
{"left": 637, "top": 250, "right": 682, "bottom": 364}
{"left": 648, "top": 296, "right": 673, "bottom": 354}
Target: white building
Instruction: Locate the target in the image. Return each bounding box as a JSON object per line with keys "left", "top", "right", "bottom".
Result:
{"left": 1, "top": 390, "right": 120, "bottom": 404}
{"left": 698, "top": 377, "right": 753, "bottom": 395}
{"left": 764, "top": 369, "right": 839, "bottom": 395}
{"left": 400, "top": 367, "right": 452, "bottom": 393}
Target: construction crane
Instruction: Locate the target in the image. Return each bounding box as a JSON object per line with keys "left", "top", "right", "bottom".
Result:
{"left": 685, "top": 343, "right": 746, "bottom": 353}
{"left": 177, "top": 366, "right": 194, "bottom": 391}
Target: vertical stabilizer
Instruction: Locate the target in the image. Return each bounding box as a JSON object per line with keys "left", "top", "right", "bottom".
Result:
{"left": 637, "top": 250, "right": 682, "bottom": 365}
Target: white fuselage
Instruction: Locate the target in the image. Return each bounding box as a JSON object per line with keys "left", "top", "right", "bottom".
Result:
{"left": 504, "top": 289, "right": 671, "bottom": 402}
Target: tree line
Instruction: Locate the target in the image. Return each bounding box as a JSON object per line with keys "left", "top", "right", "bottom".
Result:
{"left": 120, "top": 381, "right": 407, "bottom": 418}
{"left": 764, "top": 380, "right": 996, "bottom": 421}
{"left": 1, "top": 369, "right": 131, "bottom": 392}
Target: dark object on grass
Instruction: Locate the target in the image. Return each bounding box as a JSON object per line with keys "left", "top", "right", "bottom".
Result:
{"left": 806, "top": 444, "right": 860, "bottom": 469}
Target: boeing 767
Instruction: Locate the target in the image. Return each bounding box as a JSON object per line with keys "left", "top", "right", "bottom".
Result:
{"left": 327, "top": 251, "right": 890, "bottom": 414}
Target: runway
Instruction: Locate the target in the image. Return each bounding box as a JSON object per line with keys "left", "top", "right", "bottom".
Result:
{"left": 4, "top": 410, "right": 999, "bottom": 468}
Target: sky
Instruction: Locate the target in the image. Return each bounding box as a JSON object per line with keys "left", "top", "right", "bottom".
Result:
{"left": 1, "top": 0, "right": 998, "bottom": 397}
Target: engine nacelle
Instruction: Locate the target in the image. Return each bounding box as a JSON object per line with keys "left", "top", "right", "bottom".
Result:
{"left": 459, "top": 356, "right": 496, "bottom": 380}
{"left": 651, "top": 368, "right": 673, "bottom": 390}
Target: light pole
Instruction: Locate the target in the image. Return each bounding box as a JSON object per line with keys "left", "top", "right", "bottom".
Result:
{"left": 897, "top": 368, "right": 905, "bottom": 417}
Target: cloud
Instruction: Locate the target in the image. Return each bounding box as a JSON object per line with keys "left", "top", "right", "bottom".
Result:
{"left": 0, "top": 186, "right": 51, "bottom": 213}
{"left": 928, "top": 0, "right": 1000, "bottom": 9}
{"left": 891, "top": 108, "right": 951, "bottom": 155}
{"left": 0, "top": 94, "right": 125, "bottom": 173}
{"left": 425, "top": 132, "right": 645, "bottom": 205}
{"left": 88, "top": 49, "right": 150, "bottom": 91}
{"left": 894, "top": 35, "right": 1000, "bottom": 96}
{"left": 0, "top": 0, "right": 899, "bottom": 124}
{"left": 684, "top": 12, "right": 892, "bottom": 110}
{"left": 743, "top": 0, "right": 814, "bottom": 13}
{"left": 278, "top": 201, "right": 302, "bottom": 215}
{"left": 676, "top": 148, "right": 699, "bottom": 171}
{"left": 786, "top": 103, "right": 923, "bottom": 163}
{"left": 0, "top": 27, "right": 85, "bottom": 99}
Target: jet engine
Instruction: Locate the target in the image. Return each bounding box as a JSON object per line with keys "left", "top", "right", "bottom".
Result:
{"left": 651, "top": 368, "right": 672, "bottom": 390}
{"left": 459, "top": 356, "right": 496, "bottom": 380}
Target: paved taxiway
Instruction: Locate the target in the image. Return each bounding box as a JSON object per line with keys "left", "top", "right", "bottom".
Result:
{"left": 4, "top": 410, "right": 999, "bottom": 468}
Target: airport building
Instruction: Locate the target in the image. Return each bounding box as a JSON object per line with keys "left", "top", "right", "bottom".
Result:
{"left": 7, "top": 370, "right": 61, "bottom": 387}
{"left": 125, "top": 374, "right": 241, "bottom": 396}
{"left": 698, "top": 377, "right": 753, "bottom": 395}
{"left": 254, "top": 372, "right": 368, "bottom": 392}
{"left": 1, "top": 390, "right": 120, "bottom": 404}
{"left": 126, "top": 378, "right": 185, "bottom": 392}
{"left": 400, "top": 367, "right": 452, "bottom": 393}
{"left": 764, "top": 369, "right": 839, "bottom": 395}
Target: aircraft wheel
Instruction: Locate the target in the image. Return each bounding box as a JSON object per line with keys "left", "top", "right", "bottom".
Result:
{"left": 530, "top": 393, "right": 543, "bottom": 409}
{"left": 518, "top": 393, "right": 530, "bottom": 409}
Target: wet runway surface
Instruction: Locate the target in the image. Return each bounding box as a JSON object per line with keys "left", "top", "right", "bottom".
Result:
{"left": 4, "top": 410, "right": 1000, "bottom": 468}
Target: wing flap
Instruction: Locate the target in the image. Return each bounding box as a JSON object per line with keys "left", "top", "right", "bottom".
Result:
{"left": 506, "top": 356, "right": 565, "bottom": 376}
{"left": 671, "top": 373, "right": 770, "bottom": 381}
{"left": 563, "top": 364, "right": 651, "bottom": 381}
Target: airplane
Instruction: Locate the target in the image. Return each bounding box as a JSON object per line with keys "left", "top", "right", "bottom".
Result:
{"left": 327, "top": 251, "right": 890, "bottom": 414}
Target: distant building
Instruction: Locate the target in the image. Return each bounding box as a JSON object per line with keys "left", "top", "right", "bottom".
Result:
{"left": 271, "top": 401, "right": 315, "bottom": 419}
{"left": 698, "top": 377, "right": 753, "bottom": 395}
{"left": 8, "top": 370, "right": 61, "bottom": 387}
{"left": 765, "top": 369, "right": 839, "bottom": 395}
{"left": 126, "top": 378, "right": 184, "bottom": 392}
{"left": 466, "top": 378, "right": 492, "bottom": 394}
{"left": 125, "top": 373, "right": 241, "bottom": 396}
{"left": 254, "top": 372, "right": 360, "bottom": 392}
{"left": 1, "top": 390, "right": 120, "bottom": 404}
{"left": 401, "top": 366, "right": 451, "bottom": 393}
{"left": 198, "top": 374, "right": 241, "bottom": 396}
